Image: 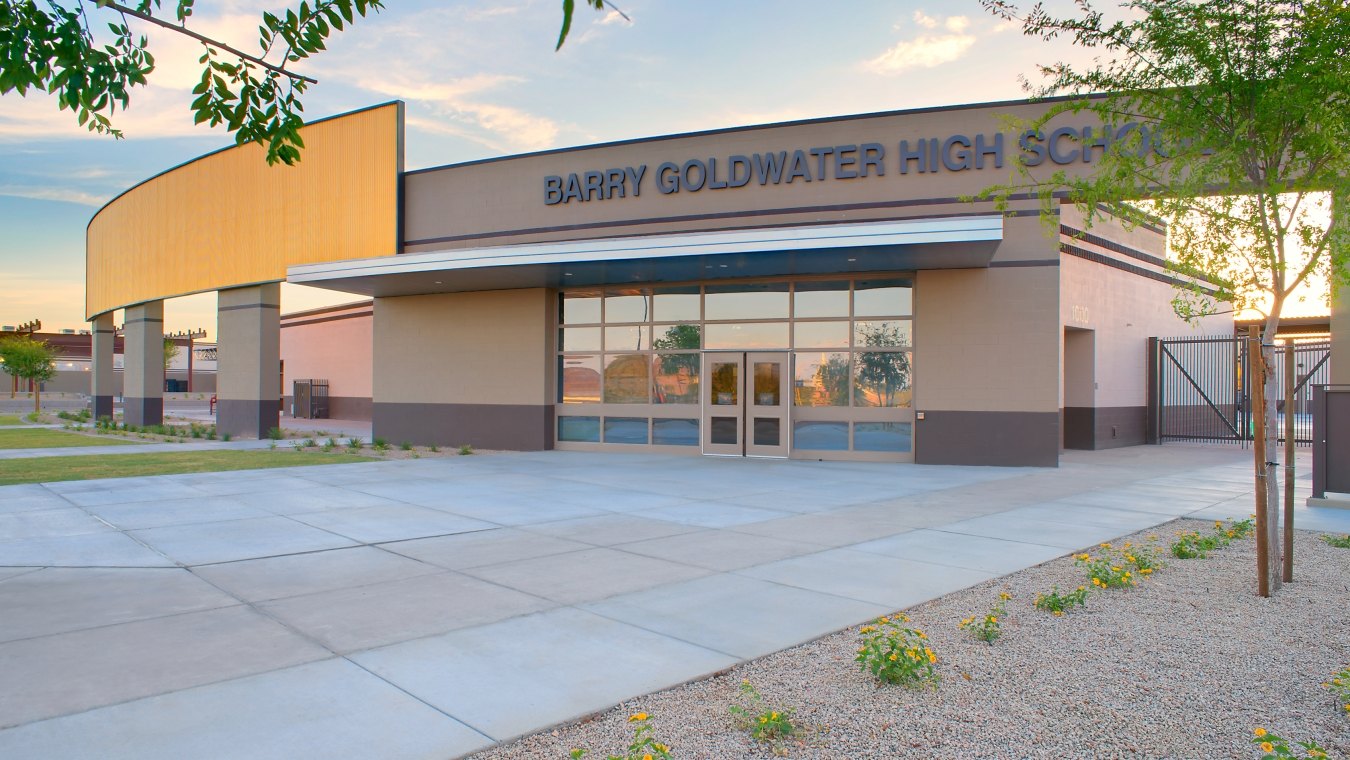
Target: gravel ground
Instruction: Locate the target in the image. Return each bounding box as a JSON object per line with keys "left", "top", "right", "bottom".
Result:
{"left": 471, "top": 520, "right": 1350, "bottom": 760}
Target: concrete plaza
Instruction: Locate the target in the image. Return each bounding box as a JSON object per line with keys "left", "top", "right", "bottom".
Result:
{"left": 0, "top": 446, "right": 1345, "bottom": 759}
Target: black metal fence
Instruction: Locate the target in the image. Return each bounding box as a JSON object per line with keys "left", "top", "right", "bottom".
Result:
{"left": 1148, "top": 336, "right": 1330, "bottom": 446}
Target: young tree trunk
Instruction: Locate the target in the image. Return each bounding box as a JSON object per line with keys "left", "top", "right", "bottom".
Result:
{"left": 33, "top": 382, "right": 40, "bottom": 416}
{"left": 1260, "top": 317, "right": 1283, "bottom": 594}
{"left": 1283, "top": 341, "right": 1295, "bottom": 583}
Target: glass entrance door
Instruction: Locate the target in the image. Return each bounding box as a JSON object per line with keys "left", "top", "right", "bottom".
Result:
{"left": 701, "top": 352, "right": 790, "bottom": 457}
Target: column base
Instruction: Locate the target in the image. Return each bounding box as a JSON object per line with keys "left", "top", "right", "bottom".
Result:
{"left": 92, "top": 396, "right": 114, "bottom": 421}
{"left": 218, "top": 398, "right": 281, "bottom": 439}
{"left": 124, "top": 397, "right": 163, "bottom": 427}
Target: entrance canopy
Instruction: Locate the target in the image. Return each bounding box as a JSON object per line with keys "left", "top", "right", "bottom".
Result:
{"left": 288, "top": 215, "right": 1003, "bottom": 297}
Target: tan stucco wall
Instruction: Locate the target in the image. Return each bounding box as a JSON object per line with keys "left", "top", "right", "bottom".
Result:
{"left": 372, "top": 288, "right": 556, "bottom": 405}
{"left": 280, "top": 307, "right": 373, "bottom": 399}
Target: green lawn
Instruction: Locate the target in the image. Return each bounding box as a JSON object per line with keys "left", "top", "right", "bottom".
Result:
{"left": 0, "top": 450, "right": 374, "bottom": 486}
{"left": 0, "top": 429, "right": 140, "bottom": 450}
{"left": 0, "top": 415, "right": 26, "bottom": 426}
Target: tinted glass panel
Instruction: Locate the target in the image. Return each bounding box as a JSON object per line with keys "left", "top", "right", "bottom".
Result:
{"left": 653, "top": 324, "right": 701, "bottom": 349}
{"left": 793, "top": 352, "right": 849, "bottom": 406}
{"left": 794, "top": 321, "right": 850, "bottom": 349}
{"left": 605, "top": 325, "right": 649, "bottom": 351}
{"left": 604, "top": 354, "right": 650, "bottom": 403}
{"left": 709, "top": 361, "right": 739, "bottom": 406}
{"left": 705, "top": 322, "right": 789, "bottom": 349}
{"left": 560, "top": 355, "right": 601, "bottom": 404}
{"left": 653, "top": 287, "right": 700, "bottom": 321}
{"left": 605, "top": 290, "right": 650, "bottom": 322}
{"left": 754, "top": 417, "right": 780, "bottom": 446}
{"left": 604, "top": 417, "right": 649, "bottom": 444}
{"left": 793, "top": 421, "right": 848, "bottom": 450}
{"left": 562, "top": 292, "right": 601, "bottom": 324}
{"left": 792, "top": 281, "right": 849, "bottom": 318}
{"left": 653, "top": 354, "right": 699, "bottom": 404}
{"left": 711, "top": 416, "right": 738, "bottom": 444}
{"left": 854, "top": 278, "right": 913, "bottom": 317}
{"left": 853, "top": 351, "right": 914, "bottom": 407}
{"left": 854, "top": 422, "right": 912, "bottom": 452}
{"left": 705, "top": 282, "right": 789, "bottom": 320}
{"left": 652, "top": 418, "right": 699, "bottom": 446}
{"left": 854, "top": 320, "right": 913, "bottom": 348}
{"left": 753, "top": 362, "right": 780, "bottom": 406}
{"left": 558, "top": 416, "right": 600, "bottom": 442}
{"left": 561, "top": 327, "right": 601, "bottom": 352}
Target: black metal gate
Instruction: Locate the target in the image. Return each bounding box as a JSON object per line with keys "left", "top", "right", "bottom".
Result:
{"left": 1149, "top": 336, "right": 1330, "bottom": 446}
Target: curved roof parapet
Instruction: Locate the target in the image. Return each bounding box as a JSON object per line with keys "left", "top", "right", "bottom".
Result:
{"left": 85, "top": 102, "right": 404, "bottom": 319}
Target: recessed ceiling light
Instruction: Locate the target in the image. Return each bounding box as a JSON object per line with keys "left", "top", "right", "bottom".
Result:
{"left": 564, "top": 272, "right": 574, "bottom": 277}
{"left": 433, "top": 280, "right": 442, "bottom": 284}
{"left": 847, "top": 258, "right": 857, "bottom": 262}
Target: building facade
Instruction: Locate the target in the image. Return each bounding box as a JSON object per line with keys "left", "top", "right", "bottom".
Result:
{"left": 85, "top": 97, "right": 1306, "bottom": 465}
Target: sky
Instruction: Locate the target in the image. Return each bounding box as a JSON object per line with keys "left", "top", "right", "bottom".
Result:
{"left": 0, "top": 0, "right": 1329, "bottom": 338}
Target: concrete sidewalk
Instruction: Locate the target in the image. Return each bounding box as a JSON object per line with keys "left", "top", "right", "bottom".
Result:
{"left": 0, "top": 446, "right": 1345, "bottom": 759}
{"left": 0, "top": 437, "right": 284, "bottom": 460}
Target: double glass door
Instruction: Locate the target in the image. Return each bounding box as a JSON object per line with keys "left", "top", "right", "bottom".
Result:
{"left": 702, "top": 352, "right": 790, "bottom": 457}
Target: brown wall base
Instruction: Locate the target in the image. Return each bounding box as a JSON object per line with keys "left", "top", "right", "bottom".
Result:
{"left": 284, "top": 395, "right": 373, "bottom": 421}
{"left": 1063, "top": 407, "right": 1094, "bottom": 450}
{"left": 218, "top": 398, "right": 282, "bottom": 439}
{"left": 373, "top": 402, "right": 554, "bottom": 450}
{"left": 915, "top": 410, "right": 1059, "bottom": 467}
{"left": 124, "top": 397, "right": 163, "bottom": 427}
{"left": 1064, "top": 406, "right": 1147, "bottom": 451}
{"left": 92, "top": 395, "right": 114, "bottom": 421}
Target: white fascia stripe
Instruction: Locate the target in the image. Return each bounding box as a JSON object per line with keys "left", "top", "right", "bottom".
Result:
{"left": 288, "top": 215, "right": 1003, "bottom": 283}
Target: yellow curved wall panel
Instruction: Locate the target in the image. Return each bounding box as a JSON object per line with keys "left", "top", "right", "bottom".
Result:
{"left": 86, "top": 102, "right": 402, "bottom": 318}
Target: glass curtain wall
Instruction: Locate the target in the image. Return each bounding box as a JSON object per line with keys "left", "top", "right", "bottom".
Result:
{"left": 556, "top": 276, "right": 914, "bottom": 457}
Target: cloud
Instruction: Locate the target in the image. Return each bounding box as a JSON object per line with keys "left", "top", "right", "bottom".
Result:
{"left": 863, "top": 12, "right": 978, "bottom": 75}
{"left": 0, "top": 186, "right": 108, "bottom": 207}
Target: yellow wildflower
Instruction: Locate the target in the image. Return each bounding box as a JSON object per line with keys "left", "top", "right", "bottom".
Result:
{"left": 1053, "top": 610, "right": 1064, "bottom": 617}
{"left": 759, "top": 716, "right": 768, "bottom": 724}
{"left": 988, "top": 616, "right": 998, "bottom": 623}
{"left": 859, "top": 625, "right": 877, "bottom": 634}
{"left": 653, "top": 744, "right": 669, "bottom": 753}
{"left": 916, "top": 629, "right": 927, "bottom": 639}
{"left": 999, "top": 592, "right": 1011, "bottom": 600}
{"left": 928, "top": 652, "right": 938, "bottom": 664}
{"left": 1099, "top": 542, "right": 1111, "bottom": 549}
{"left": 1260, "top": 742, "right": 1274, "bottom": 753}
{"left": 643, "top": 754, "right": 654, "bottom": 760}
{"left": 898, "top": 614, "right": 910, "bottom": 622}
{"left": 877, "top": 616, "right": 890, "bottom": 624}
{"left": 770, "top": 712, "right": 778, "bottom": 720}
{"left": 1254, "top": 728, "right": 1267, "bottom": 737}
{"left": 1077, "top": 586, "right": 1086, "bottom": 592}
{"left": 1215, "top": 521, "right": 1223, "bottom": 529}
{"left": 628, "top": 712, "right": 649, "bottom": 722}
{"left": 888, "top": 653, "right": 898, "bottom": 661}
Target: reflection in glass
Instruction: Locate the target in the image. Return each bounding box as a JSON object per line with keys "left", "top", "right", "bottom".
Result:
{"left": 653, "top": 418, "right": 699, "bottom": 446}
{"left": 854, "top": 422, "right": 912, "bottom": 452}
{"left": 753, "top": 362, "right": 780, "bottom": 406}
{"left": 793, "top": 421, "right": 848, "bottom": 450}
{"left": 710, "top": 361, "right": 739, "bottom": 406}
{"left": 854, "top": 278, "right": 913, "bottom": 317}
{"left": 653, "top": 324, "right": 701, "bottom": 350}
{"left": 792, "top": 281, "right": 849, "bottom": 317}
{"left": 604, "top": 417, "right": 649, "bottom": 444}
{"left": 705, "top": 282, "right": 789, "bottom": 320}
{"left": 794, "top": 321, "right": 850, "bottom": 349}
{"left": 605, "top": 290, "right": 650, "bottom": 322}
{"left": 558, "top": 416, "right": 600, "bottom": 442}
{"left": 705, "top": 322, "right": 789, "bottom": 349}
{"left": 754, "top": 417, "right": 780, "bottom": 446}
{"left": 560, "top": 327, "right": 602, "bottom": 352}
{"left": 854, "top": 320, "right": 913, "bottom": 348}
{"left": 653, "top": 287, "right": 700, "bottom": 321}
{"left": 605, "top": 325, "right": 649, "bottom": 351}
{"left": 562, "top": 292, "right": 601, "bottom": 324}
{"left": 559, "top": 355, "right": 601, "bottom": 404}
{"left": 793, "top": 352, "right": 849, "bottom": 406}
{"left": 653, "top": 354, "right": 700, "bottom": 404}
{"left": 711, "top": 416, "right": 738, "bottom": 444}
{"left": 853, "top": 351, "right": 913, "bottom": 407}
{"left": 604, "top": 354, "right": 650, "bottom": 403}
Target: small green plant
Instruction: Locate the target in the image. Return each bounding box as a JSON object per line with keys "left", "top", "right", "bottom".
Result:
{"left": 267, "top": 427, "right": 284, "bottom": 440}
{"left": 268, "top": 440, "right": 278, "bottom": 450}
{"left": 1322, "top": 534, "right": 1350, "bottom": 549}
{"left": 221, "top": 432, "right": 232, "bottom": 442}
{"left": 24, "top": 411, "right": 40, "bottom": 423}
{"left": 1076, "top": 545, "right": 1136, "bottom": 589}
{"left": 1034, "top": 586, "right": 1088, "bottom": 617}
{"left": 458, "top": 444, "right": 474, "bottom": 455}
{"left": 428, "top": 443, "right": 440, "bottom": 452}
{"left": 303, "top": 437, "right": 317, "bottom": 448}
{"left": 855, "top": 614, "right": 939, "bottom": 688}
{"left": 570, "top": 712, "right": 671, "bottom": 760}
{"left": 322, "top": 437, "right": 336, "bottom": 452}
{"left": 959, "top": 592, "right": 1010, "bottom": 643}
{"left": 291, "top": 440, "right": 305, "bottom": 450}
{"left": 1171, "top": 518, "right": 1254, "bottom": 559}
{"left": 1251, "top": 727, "right": 1329, "bottom": 759}
{"left": 346, "top": 437, "right": 362, "bottom": 450}
{"left": 372, "top": 437, "right": 388, "bottom": 448}
{"left": 399, "top": 441, "right": 412, "bottom": 451}
{"left": 1324, "top": 668, "right": 1350, "bottom": 715}
{"left": 729, "top": 679, "right": 797, "bottom": 750}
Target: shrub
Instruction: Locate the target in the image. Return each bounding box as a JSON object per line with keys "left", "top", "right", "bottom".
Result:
{"left": 960, "top": 592, "right": 1011, "bottom": 643}
{"left": 428, "top": 443, "right": 440, "bottom": 452}
{"left": 1171, "top": 518, "right": 1254, "bottom": 559}
{"left": 458, "top": 444, "right": 474, "bottom": 455}
{"left": 267, "top": 427, "right": 284, "bottom": 440}
{"left": 1076, "top": 546, "right": 1136, "bottom": 589}
{"left": 221, "top": 432, "right": 232, "bottom": 442}
{"left": 855, "top": 614, "right": 939, "bottom": 688}
{"left": 1251, "top": 727, "right": 1329, "bottom": 758}
{"left": 303, "top": 438, "right": 317, "bottom": 448}
{"left": 570, "top": 712, "right": 671, "bottom": 760}
{"left": 346, "top": 437, "right": 362, "bottom": 450}
{"left": 729, "top": 679, "right": 797, "bottom": 750}
{"left": 372, "top": 437, "right": 388, "bottom": 448}
{"left": 1322, "top": 534, "right": 1350, "bottom": 549}
{"left": 1034, "top": 586, "right": 1088, "bottom": 616}
{"left": 1324, "top": 668, "right": 1350, "bottom": 715}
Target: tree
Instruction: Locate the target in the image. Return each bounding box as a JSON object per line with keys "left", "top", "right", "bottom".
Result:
{"left": 978, "top": 0, "right": 1350, "bottom": 595}
{"left": 162, "top": 337, "right": 180, "bottom": 372}
{"left": 0, "top": 336, "right": 59, "bottom": 414}
{"left": 853, "top": 324, "right": 911, "bottom": 408}
{"left": 0, "top": 0, "right": 618, "bottom": 164}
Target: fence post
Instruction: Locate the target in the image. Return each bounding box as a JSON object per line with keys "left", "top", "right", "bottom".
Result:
{"left": 1283, "top": 341, "right": 1295, "bottom": 583}
{"left": 1146, "top": 337, "right": 1160, "bottom": 444}
{"left": 1250, "top": 327, "right": 1271, "bottom": 597}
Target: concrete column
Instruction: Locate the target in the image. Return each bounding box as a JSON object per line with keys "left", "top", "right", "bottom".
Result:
{"left": 90, "top": 313, "right": 116, "bottom": 420}
{"left": 123, "top": 301, "right": 164, "bottom": 426}
{"left": 217, "top": 283, "right": 281, "bottom": 439}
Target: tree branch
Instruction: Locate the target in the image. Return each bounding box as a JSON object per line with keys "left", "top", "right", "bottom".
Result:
{"left": 94, "top": 0, "right": 318, "bottom": 84}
